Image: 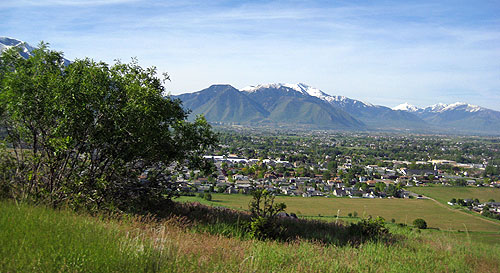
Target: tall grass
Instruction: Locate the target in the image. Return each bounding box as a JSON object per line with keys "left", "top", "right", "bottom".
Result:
{"left": 0, "top": 201, "right": 164, "bottom": 272}
{"left": 1, "top": 200, "right": 499, "bottom": 272}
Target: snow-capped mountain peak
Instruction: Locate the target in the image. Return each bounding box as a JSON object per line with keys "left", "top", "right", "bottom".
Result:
{"left": 392, "top": 102, "right": 420, "bottom": 112}
{"left": 242, "top": 83, "right": 372, "bottom": 107}
{"left": 422, "top": 102, "right": 484, "bottom": 113}
{"left": 425, "top": 103, "right": 448, "bottom": 112}
{"left": 284, "top": 83, "right": 327, "bottom": 97}
{"left": 0, "top": 36, "right": 70, "bottom": 65}
{"left": 0, "top": 37, "right": 35, "bottom": 59}
{"left": 241, "top": 83, "right": 321, "bottom": 96}
{"left": 444, "top": 102, "right": 483, "bottom": 112}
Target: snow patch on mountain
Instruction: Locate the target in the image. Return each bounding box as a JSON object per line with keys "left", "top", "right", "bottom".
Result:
{"left": 393, "top": 102, "right": 419, "bottom": 112}
{"left": 422, "top": 102, "right": 484, "bottom": 113}
{"left": 242, "top": 83, "right": 373, "bottom": 107}
{"left": 444, "top": 102, "right": 483, "bottom": 112}
{"left": 0, "top": 36, "right": 70, "bottom": 65}
{"left": 0, "top": 37, "right": 35, "bottom": 59}
{"left": 392, "top": 101, "right": 487, "bottom": 114}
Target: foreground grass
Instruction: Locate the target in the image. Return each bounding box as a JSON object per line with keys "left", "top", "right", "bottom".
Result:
{"left": 0, "top": 201, "right": 164, "bottom": 272}
{"left": 177, "top": 194, "right": 500, "bottom": 232}
{"left": 1, "top": 200, "right": 499, "bottom": 272}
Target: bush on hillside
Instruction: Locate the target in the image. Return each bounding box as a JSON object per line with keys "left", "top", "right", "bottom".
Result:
{"left": 204, "top": 193, "right": 212, "bottom": 201}
{"left": 348, "top": 216, "right": 389, "bottom": 242}
{"left": 413, "top": 218, "right": 427, "bottom": 229}
{"left": 247, "top": 189, "right": 286, "bottom": 240}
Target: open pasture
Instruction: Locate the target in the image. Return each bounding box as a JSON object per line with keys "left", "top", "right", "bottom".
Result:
{"left": 409, "top": 186, "right": 500, "bottom": 204}
{"left": 177, "top": 194, "right": 500, "bottom": 233}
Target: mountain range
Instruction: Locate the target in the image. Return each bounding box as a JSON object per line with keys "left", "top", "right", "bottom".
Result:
{"left": 392, "top": 102, "right": 500, "bottom": 133}
{"left": 0, "top": 37, "right": 70, "bottom": 65}
{"left": 176, "top": 83, "right": 500, "bottom": 134}
{"left": 2, "top": 37, "right": 499, "bottom": 134}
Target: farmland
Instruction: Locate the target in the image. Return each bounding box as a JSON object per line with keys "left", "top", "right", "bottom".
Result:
{"left": 409, "top": 186, "right": 500, "bottom": 204}
{"left": 177, "top": 194, "right": 500, "bottom": 233}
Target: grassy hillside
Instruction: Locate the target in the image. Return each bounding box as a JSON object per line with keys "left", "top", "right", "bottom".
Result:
{"left": 409, "top": 185, "right": 500, "bottom": 204}
{"left": 177, "top": 194, "right": 500, "bottom": 233}
{"left": 1, "top": 200, "right": 500, "bottom": 272}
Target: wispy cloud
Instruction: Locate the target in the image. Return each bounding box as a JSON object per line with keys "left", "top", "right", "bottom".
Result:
{"left": 1, "top": 0, "right": 138, "bottom": 8}
{"left": 3, "top": 0, "right": 500, "bottom": 110}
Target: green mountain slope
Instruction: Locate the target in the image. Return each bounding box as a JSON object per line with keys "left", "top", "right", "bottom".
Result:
{"left": 243, "top": 85, "right": 364, "bottom": 129}
{"left": 176, "top": 85, "right": 269, "bottom": 123}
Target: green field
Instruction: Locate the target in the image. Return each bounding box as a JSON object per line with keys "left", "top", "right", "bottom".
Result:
{"left": 2, "top": 200, "right": 500, "bottom": 272}
{"left": 177, "top": 194, "right": 500, "bottom": 233}
{"left": 408, "top": 186, "right": 500, "bottom": 204}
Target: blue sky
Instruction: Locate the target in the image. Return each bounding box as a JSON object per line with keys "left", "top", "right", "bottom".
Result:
{"left": 2, "top": 0, "right": 500, "bottom": 110}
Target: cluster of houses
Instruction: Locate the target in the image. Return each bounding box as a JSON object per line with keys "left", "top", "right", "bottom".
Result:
{"left": 447, "top": 199, "right": 500, "bottom": 217}
{"left": 173, "top": 155, "right": 499, "bottom": 199}
{"left": 174, "top": 155, "right": 500, "bottom": 198}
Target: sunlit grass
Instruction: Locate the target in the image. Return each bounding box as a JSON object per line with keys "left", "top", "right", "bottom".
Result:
{"left": 177, "top": 193, "right": 500, "bottom": 232}
{"left": 1, "top": 200, "right": 499, "bottom": 272}
{"left": 409, "top": 185, "right": 500, "bottom": 204}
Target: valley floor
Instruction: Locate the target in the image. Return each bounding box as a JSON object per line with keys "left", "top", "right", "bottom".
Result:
{"left": 177, "top": 193, "right": 500, "bottom": 234}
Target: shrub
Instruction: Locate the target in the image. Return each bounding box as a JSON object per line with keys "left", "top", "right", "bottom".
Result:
{"left": 413, "top": 218, "right": 427, "bottom": 229}
{"left": 483, "top": 210, "right": 500, "bottom": 220}
{"left": 247, "top": 216, "right": 283, "bottom": 240}
{"left": 248, "top": 189, "right": 286, "bottom": 219}
{"left": 204, "top": 193, "right": 212, "bottom": 201}
{"left": 348, "top": 216, "right": 389, "bottom": 241}
{"left": 247, "top": 189, "right": 286, "bottom": 240}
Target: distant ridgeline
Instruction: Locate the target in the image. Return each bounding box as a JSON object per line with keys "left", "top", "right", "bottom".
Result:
{"left": 175, "top": 83, "right": 500, "bottom": 135}
{"left": 2, "top": 37, "right": 499, "bottom": 135}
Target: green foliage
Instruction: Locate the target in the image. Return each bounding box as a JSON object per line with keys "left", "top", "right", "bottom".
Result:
{"left": 484, "top": 165, "right": 500, "bottom": 176}
{"left": 248, "top": 189, "right": 286, "bottom": 219}
{"left": 347, "top": 216, "right": 389, "bottom": 241}
{"left": 204, "top": 193, "right": 212, "bottom": 201}
{"left": 451, "top": 179, "right": 467, "bottom": 187}
{"left": 248, "top": 216, "right": 277, "bottom": 240}
{"left": 385, "top": 184, "right": 398, "bottom": 197}
{"left": 248, "top": 189, "right": 286, "bottom": 240}
{"left": 375, "top": 182, "right": 386, "bottom": 192}
{"left": 0, "top": 44, "right": 217, "bottom": 211}
{"left": 413, "top": 218, "right": 427, "bottom": 229}
{"left": 482, "top": 210, "right": 500, "bottom": 220}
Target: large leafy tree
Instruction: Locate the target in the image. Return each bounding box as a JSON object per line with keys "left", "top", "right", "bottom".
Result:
{"left": 0, "top": 43, "right": 217, "bottom": 211}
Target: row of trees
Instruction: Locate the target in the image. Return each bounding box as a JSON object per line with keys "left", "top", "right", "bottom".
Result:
{"left": 0, "top": 44, "right": 217, "bottom": 212}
